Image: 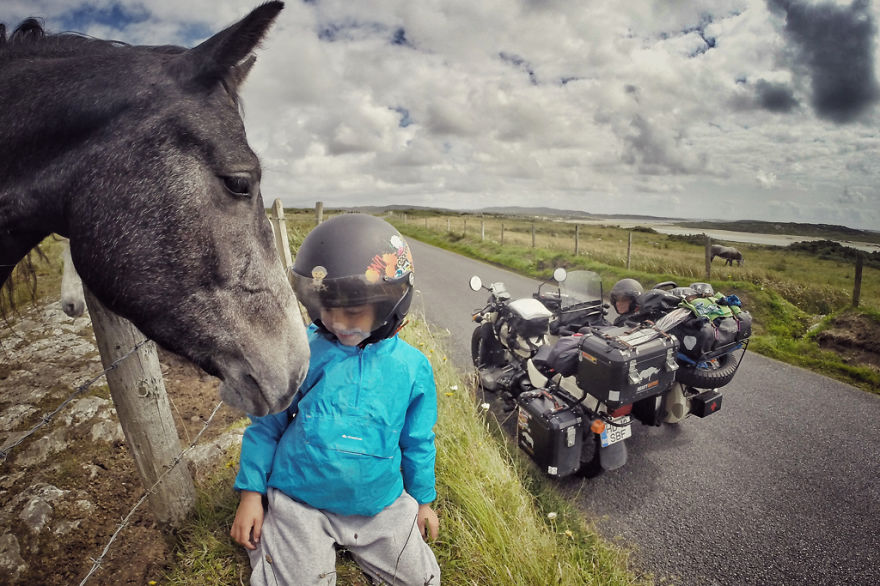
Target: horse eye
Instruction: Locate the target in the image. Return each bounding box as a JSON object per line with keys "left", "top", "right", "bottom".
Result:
{"left": 222, "top": 175, "right": 252, "bottom": 197}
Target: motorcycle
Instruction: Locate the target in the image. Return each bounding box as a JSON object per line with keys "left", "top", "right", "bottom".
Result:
{"left": 468, "top": 268, "right": 750, "bottom": 479}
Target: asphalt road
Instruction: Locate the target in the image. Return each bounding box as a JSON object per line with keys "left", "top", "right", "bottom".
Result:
{"left": 408, "top": 239, "right": 880, "bottom": 586}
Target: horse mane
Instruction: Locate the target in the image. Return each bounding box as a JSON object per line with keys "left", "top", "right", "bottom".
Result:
{"left": 0, "top": 18, "right": 133, "bottom": 56}
{"left": 0, "top": 18, "right": 245, "bottom": 105}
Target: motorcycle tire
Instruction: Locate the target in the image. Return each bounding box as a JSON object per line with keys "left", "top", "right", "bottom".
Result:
{"left": 576, "top": 433, "right": 604, "bottom": 479}
{"left": 675, "top": 351, "right": 740, "bottom": 389}
{"left": 471, "top": 323, "right": 503, "bottom": 368}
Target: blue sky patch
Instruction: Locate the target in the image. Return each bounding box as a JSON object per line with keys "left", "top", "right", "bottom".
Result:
{"left": 59, "top": 3, "right": 150, "bottom": 33}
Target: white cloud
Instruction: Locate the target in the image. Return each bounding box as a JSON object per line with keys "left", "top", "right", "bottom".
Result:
{"left": 7, "top": 0, "right": 880, "bottom": 230}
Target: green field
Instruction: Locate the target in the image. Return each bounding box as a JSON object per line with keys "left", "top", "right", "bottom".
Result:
{"left": 385, "top": 210, "right": 880, "bottom": 393}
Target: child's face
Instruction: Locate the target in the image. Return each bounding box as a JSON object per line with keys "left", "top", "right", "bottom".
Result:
{"left": 615, "top": 298, "right": 632, "bottom": 315}
{"left": 320, "top": 304, "right": 377, "bottom": 346}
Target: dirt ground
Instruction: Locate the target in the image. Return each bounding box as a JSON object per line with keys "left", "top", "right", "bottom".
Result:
{"left": 1, "top": 300, "right": 878, "bottom": 585}
{"left": 814, "top": 311, "right": 880, "bottom": 371}
{"left": 0, "top": 301, "right": 244, "bottom": 585}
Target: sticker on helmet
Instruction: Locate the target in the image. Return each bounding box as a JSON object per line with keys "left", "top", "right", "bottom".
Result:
{"left": 365, "top": 236, "right": 413, "bottom": 283}
{"left": 310, "top": 265, "right": 328, "bottom": 290}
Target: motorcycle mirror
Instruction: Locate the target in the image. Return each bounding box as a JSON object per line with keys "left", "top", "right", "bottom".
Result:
{"left": 469, "top": 275, "right": 483, "bottom": 292}
{"left": 553, "top": 267, "right": 567, "bottom": 283}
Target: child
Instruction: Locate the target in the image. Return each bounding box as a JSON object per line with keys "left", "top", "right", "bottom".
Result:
{"left": 231, "top": 214, "right": 440, "bottom": 585}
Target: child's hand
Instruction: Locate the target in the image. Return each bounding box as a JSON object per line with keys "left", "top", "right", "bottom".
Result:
{"left": 417, "top": 503, "right": 439, "bottom": 541}
{"left": 230, "top": 490, "right": 265, "bottom": 550}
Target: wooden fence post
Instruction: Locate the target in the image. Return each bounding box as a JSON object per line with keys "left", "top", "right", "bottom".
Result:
{"left": 531, "top": 223, "right": 536, "bottom": 248}
{"left": 705, "top": 235, "right": 712, "bottom": 280}
{"left": 315, "top": 201, "right": 324, "bottom": 225}
{"left": 270, "top": 199, "right": 294, "bottom": 286}
{"left": 575, "top": 224, "right": 580, "bottom": 255}
{"left": 83, "top": 288, "right": 196, "bottom": 528}
{"left": 481, "top": 220, "right": 485, "bottom": 241}
{"left": 626, "top": 232, "right": 633, "bottom": 269}
{"left": 501, "top": 223, "right": 504, "bottom": 246}
{"left": 463, "top": 219, "right": 467, "bottom": 237}
{"left": 853, "top": 254, "right": 864, "bottom": 307}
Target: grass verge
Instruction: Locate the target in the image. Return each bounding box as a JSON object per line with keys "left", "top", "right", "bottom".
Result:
{"left": 162, "top": 317, "right": 645, "bottom": 585}
{"left": 391, "top": 221, "right": 879, "bottom": 395}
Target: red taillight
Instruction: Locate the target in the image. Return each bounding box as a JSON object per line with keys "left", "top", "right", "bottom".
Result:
{"left": 609, "top": 404, "right": 633, "bottom": 418}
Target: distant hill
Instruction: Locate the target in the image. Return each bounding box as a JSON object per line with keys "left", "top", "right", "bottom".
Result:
{"left": 307, "top": 204, "right": 880, "bottom": 244}
{"left": 675, "top": 219, "right": 880, "bottom": 243}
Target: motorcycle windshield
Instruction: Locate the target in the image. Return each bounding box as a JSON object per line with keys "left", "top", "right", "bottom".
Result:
{"left": 558, "top": 270, "right": 603, "bottom": 309}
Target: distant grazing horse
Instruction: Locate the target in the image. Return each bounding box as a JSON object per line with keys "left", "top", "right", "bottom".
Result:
{"left": 0, "top": 2, "right": 310, "bottom": 416}
{"left": 60, "top": 238, "right": 85, "bottom": 317}
{"left": 710, "top": 244, "right": 744, "bottom": 266}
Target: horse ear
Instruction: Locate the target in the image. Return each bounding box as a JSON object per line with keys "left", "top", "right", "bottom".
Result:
{"left": 179, "top": 1, "right": 283, "bottom": 90}
{"left": 230, "top": 55, "right": 257, "bottom": 88}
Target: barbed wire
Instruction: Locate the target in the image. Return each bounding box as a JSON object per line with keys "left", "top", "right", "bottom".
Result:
{"left": 0, "top": 337, "right": 151, "bottom": 463}
{"left": 78, "top": 399, "right": 225, "bottom": 585}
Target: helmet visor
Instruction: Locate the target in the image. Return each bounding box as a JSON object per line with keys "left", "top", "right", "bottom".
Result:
{"left": 293, "top": 272, "right": 411, "bottom": 332}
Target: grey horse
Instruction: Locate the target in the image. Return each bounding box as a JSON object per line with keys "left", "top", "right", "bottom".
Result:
{"left": 710, "top": 244, "right": 744, "bottom": 266}
{"left": 0, "top": 2, "right": 310, "bottom": 416}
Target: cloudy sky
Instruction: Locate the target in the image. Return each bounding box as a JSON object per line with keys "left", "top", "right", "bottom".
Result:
{"left": 5, "top": 0, "right": 880, "bottom": 230}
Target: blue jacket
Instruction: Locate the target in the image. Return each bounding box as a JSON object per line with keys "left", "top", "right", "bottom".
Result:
{"left": 234, "top": 324, "right": 438, "bottom": 516}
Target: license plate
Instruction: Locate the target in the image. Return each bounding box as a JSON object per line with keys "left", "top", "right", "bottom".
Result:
{"left": 600, "top": 416, "right": 632, "bottom": 447}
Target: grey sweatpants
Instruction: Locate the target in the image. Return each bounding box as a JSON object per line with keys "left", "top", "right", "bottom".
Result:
{"left": 247, "top": 488, "right": 440, "bottom": 585}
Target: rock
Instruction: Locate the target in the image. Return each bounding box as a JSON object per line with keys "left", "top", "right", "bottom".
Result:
{"left": 184, "top": 430, "right": 243, "bottom": 483}
{"left": 62, "top": 396, "right": 110, "bottom": 426}
{"left": 0, "top": 404, "right": 38, "bottom": 432}
{"left": 90, "top": 418, "right": 125, "bottom": 444}
{"left": 14, "top": 428, "right": 69, "bottom": 468}
{"left": 0, "top": 532, "right": 27, "bottom": 583}
{"left": 17, "top": 484, "right": 68, "bottom": 533}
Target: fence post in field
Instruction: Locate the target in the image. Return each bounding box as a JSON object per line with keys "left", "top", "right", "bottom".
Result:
{"left": 575, "top": 224, "right": 580, "bottom": 255}
{"left": 626, "top": 232, "right": 633, "bottom": 269}
{"left": 705, "top": 235, "right": 712, "bottom": 280}
{"left": 315, "top": 201, "right": 324, "bottom": 225}
{"left": 270, "top": 199, "right": 294, "bottom": 286}
{"left": 531, "top": 223, "right": 536, "bottom": 248}
{"left": 501, "top": 223, "right": 505, "bottom": 246}
{"left": 83, "top": 288, "right": 196, "bottom": 528}
{"left": 481, "top": 220, "right": 485, "bottom": 241}
{"left": 463, "top": 219, "right": 467, "bottom": 237}
{"left": 852, "top": 254, "right": 864, "bottom": 307}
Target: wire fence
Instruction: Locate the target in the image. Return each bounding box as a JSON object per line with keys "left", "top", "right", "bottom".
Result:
{"left": 1, "top": 335, "right": 226, "bottom": 584}
{"left": 0, "top": 338, "right": 150, "bottom": 463}
{"left": 78, "top": 399, "right": 224, "bottom": 585}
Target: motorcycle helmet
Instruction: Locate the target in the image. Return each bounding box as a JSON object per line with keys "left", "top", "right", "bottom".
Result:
{"left": 689, "top": 282, "right": 715, "bottom": 297}
{"left": 670, "top": 286, "right": 698, "bottom": 301}
{"left": 609, "top": 278, "right": 644, "bottom": 315}
{"left": 291, "top": 214, "right": 414, "bottom": 343}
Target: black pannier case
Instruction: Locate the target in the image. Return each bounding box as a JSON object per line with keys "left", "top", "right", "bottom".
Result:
{"left": 576, "top": 325, "right": 679, "bottom": 409}
{"left": 517, "top": 392, "right": 583, "bottom": 478}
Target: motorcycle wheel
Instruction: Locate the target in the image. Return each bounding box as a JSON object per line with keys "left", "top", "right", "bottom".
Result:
{"left": 576, "top": 433, "right": 604, "bottom": 478}
{"left": 471, "top": 323, "right": 503, "bottom": 368}
{"left": 675, "top": 351, "right": 740, "bottom": 388}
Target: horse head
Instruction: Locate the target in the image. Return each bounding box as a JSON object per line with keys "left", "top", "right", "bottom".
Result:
{"left": 0, "top": 2, "right": 310, "bottom": 416}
